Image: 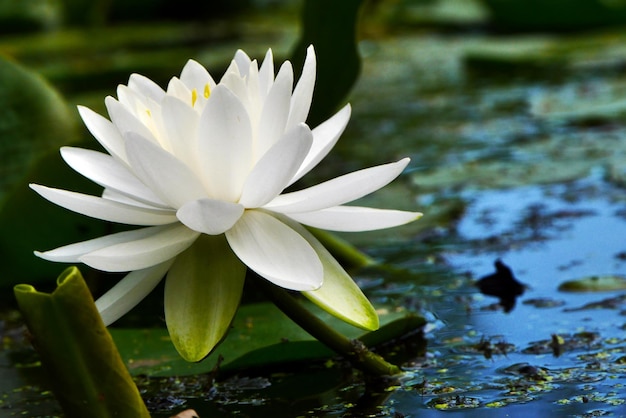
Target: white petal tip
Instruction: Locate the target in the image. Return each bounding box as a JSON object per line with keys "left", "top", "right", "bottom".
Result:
{"left": 270, "top": 277, "right": 322, "bottom": 292}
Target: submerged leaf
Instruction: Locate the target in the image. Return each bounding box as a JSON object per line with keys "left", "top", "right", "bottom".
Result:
{"left": 13, "top": 267, "right": 150, "bottom": 417}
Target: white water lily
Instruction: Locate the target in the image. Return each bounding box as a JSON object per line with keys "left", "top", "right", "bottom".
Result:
{"left": 31, "top": 46, "right": 421, "bottom": 361}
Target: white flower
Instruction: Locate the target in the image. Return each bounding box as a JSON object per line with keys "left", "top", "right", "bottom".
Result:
{"left": 31, "top": 46, "right": 421, "bottom": 361}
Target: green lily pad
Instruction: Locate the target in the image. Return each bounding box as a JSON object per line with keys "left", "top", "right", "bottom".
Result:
{"left": 529, "top": 80, "right": 626, "bottom": 122}
{"left": 558, "top": 275, "right": 626, "bottom": 292}
{"left": 464, "top": 29, "right": 626, "bottom": 77}
{"left": 111, "top": 303, "right": 424, "bottom": 377}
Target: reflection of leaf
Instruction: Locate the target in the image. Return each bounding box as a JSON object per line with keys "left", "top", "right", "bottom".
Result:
{"left": 111, "top": 302, "right": 424, "bottom": 377}
{"left": 0, "top": 55, "right": 76, "bottom": 204}
{"left": 291, "top": 0, "right": 362, "bottom": 127}
{"left": 14, "top": 267, "right": 150, "bottom": 418}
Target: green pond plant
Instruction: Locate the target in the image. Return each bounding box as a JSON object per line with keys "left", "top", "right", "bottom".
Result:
{"left": 26, "top": 46, "right": 419, "bottom": 379}
{"left": 14, "top": 267, "right": 151, "bottom": 418}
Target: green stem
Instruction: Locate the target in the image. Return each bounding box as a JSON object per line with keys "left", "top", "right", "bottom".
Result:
{"left": 261, "top": 280, "right": 402, "bottom": 377}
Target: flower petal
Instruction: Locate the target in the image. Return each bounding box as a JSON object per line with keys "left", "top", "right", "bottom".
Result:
{"left": 166, "top": 77, "right": 192, "bottom": 103}
{"left": 267, "top": 158, "right": 411, "bottom": 213}
{"left": 95, "top": 260, "right": 174, "bottom": 326}
{"left": 105, "top": 96, "right": 156, "bottom": 143}
{"left": 286, "top": 45, "right": 316, "bottom": 131}
{"left": 256, "top": 61, "right": 293, "bottom": 158}
{"left": 125, "top": 133, "right": 207, "bottom": 208}
{"left": 101, "top": 189, "right": 166, "bottom": 209}
{"left": 279, "top": 216, "right": 379, "bottom": 330}
{"left": 197, "top": 85, "right": 252, "bottom": 202}
{"left": 77, "top": 105, "right": 127, "bottom": 162}
{"left": 180, "top": 59, "right": 216, "bottom": 92}
{"left": 286, "top": 206, "right": 422, "bottom": 232}
{"left": 233, "top": 49, "right": 252, "bottom": 77}
{"left": 219, "top": 68, "right": 249, "bottom": 107}
{"left": 225, "top": 210, "right": 322, "bottom": 291}
{"left": 128, "top": 73, "right": 166, "bottom": 102}
{"left": 289, "top": 104, "right": 351, "bottom": 185}
{"left": 160, "top": 96, "right": 199, "bottom": 168}
{"left": 257, "top": 49, "right": 274, "bottom": 99}
{"left": 80, "top": 223, "right": 199, "bottom": 272}
{"left": 239, "top": 124, "right": 313, "bottom": 208}
{"left": 30, "top": 184, "right": 177, "bottom": 225}
{"left": 34, "top": 226, "right": 170, "bottom": 263}
{"left": 164, "top": 235, "right": 246, "bottom": 361}
{"left": 60, "top": 147, "right": 169, "bottom": 208}
{"left": 177, "top": 198, "right": 244, "bottom": 235}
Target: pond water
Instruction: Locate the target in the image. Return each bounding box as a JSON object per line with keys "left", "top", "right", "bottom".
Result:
{"left": 3, "top": 9, "right": 626, "bottom": 418}
{"left": 149, "top": 31, "right": 626, "bottom": 417}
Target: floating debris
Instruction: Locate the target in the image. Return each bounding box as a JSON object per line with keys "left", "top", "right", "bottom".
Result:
{"left": 170, "top": 410, "right": 199, "bottom": 418}
{"left": 564, "top": 294, "right": 626, "bottom": 312}
{"left": 523, "top": 332, "right": 602, "bottom": 355}
{"left": 476, "top": 260, "right": 526, "bottom": 312}
{"left": 454, "top": 336, "right": 515, "bottom": 360}
{"left": 522, "top": 297, "right": 566, "bottom": 309}
{"left": 427, "top": 395, "right": 481, "bottom": 410}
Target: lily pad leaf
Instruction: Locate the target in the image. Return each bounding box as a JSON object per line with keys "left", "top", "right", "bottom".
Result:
{"left": 111, "top": 302, "right": 425, "bottom": 377}
{"left": 558, "top": 275, "right": 626, "bottom": 292}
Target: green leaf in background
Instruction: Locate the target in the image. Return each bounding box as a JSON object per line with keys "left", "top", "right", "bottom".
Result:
{"left": 483, "top": 0, "right": 626, "bottom": 31}
{"left": 111, "top": 302, "right": 424, "bottom": 377}
{"left": 0, "top": 55, "right": 97, "bottom": 286}
{"left": 0, "top": 0, "right": 62, "bottom": 34}
{"left": 0, "top": 147, "right": 110, "bottom": 286}
{"left": 0, "top": 54, "right": 76, "bottom": 203}
{"left": 291, "top": 0, "right": 362, "bottom": 127}
{"left": 13, "top": 267, "right": 150, "bottom": 418}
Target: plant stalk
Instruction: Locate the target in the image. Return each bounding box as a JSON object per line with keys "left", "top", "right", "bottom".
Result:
{"left": 261, "top": 280, "right": 402, "bottom": 377}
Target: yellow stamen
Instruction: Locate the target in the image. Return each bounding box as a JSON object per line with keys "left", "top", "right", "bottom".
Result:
{"left": 146, "top": 109, "right": 151, "bottom": 117}
{"left": 204, "top": 83, "right": 211, "bottom": 99}
{"left": 191, "top": 88, "right": 198, "bottom": 106}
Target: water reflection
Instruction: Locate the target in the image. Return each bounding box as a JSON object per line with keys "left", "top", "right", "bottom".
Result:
{"left": 475, "top": 259, "right": 526, "bottom": 312}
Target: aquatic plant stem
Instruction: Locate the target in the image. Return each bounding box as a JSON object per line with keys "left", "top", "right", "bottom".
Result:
{"left": 261, "top": 280, "right": 402, "bottom": 377}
